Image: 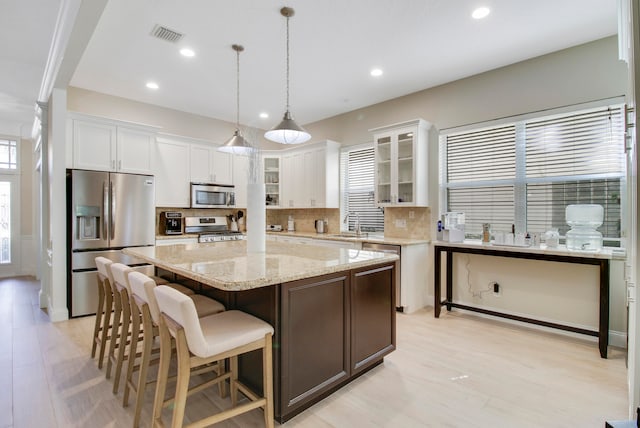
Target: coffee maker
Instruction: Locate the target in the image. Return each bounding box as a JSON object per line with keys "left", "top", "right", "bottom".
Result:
{"left": 160, "top": 211, "right": 183, "bottom": 235}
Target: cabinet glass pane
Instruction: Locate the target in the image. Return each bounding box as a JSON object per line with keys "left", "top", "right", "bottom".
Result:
{"left": 264, "top": 157, "right": 280, "bottom": 206}
{"left": 377, "top": 183, "right": 391, "bottom": 204}
{"left": 397, "top": 132, "right": 414, "bottom": 160}
{"left": 398, "top": 182, "right": 413, "bottom": 203}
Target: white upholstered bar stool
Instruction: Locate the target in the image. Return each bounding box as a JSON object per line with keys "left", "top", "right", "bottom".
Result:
{"left": 153, "top": 285, "right": 274, "bottom": 428}
{"left": 124, "top": 271, "right": 226, "bottom": 427}
{"left": 93, "top": 257, "right": 115, "bottom": 369}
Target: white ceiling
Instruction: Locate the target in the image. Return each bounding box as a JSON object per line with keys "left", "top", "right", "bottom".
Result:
{"left": 2, "top": 0, "right": 619, "bottom": 132}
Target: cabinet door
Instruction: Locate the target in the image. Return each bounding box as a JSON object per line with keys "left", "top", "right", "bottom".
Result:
{"left": 281, "top": 273, "right": 350, "bottom": 416}
{"left": 211, "top": 151, "right": 232, "bottom": 184}
{"left": 303, "top": 150, "right": 319, "bottom": 207}
{"left": 264, "top": 156, "right": 280, "bottom": 207}
{"left": 232, "top": 154, "right": 249, "bottom": 208}
{"left": 281, "top": 154, "right": 295, "bottom": 208}
{"left": 190, "top": 145, "right": 212, "bottom": 183}
{"left": 154, "top": 139, "right": 190, "bottom": 207}
{"left": 374, "top": 133, "right": 393, "bottom": 205}
{"left": 291, "top": 151, "right": 305, "bottom": 207}
{"left": 116, "top": 127, "right": 154, "bottom": 174}
{"left": 350, "top": 263, "right": 395, "bottom": 375}
{"left": 395, "top": 127, "right": 416, "bottom": 204}
{"left": 73, "top": 120, "right": 116, "bottom": 171}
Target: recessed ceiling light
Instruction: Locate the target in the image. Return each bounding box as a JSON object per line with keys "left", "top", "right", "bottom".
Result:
{"left": 472, "top": 7, "right": 490, "bottom": 19}
{"left": 370, "top": 68, "right": 383, "bottom": 77}
{"left": 146, "top": 82, "right": 159, "bottom": 90}
{"left": 259, "top": 112, "right": 269, "bottom": 119}
{"left": 180, "top": 48, "right": 195, "bottom": 57}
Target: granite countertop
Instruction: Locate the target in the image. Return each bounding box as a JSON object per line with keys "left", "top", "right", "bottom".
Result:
{"left": 433, "top": 239, "right": 627, "bottom": 261}
{"left": 156, "top": 233, "right": 199, "bottom": 240}
{"left": 266, "top": 231, "right": 429, "bottom": 246}
{"left": 124, "top": 240, "right": 399, "bottom": 291}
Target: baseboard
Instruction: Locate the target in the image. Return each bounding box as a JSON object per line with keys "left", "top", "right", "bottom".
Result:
{"left": 609, "top": 330, "right": 628, "bottom": 349}
{"left": 47, "top": 295, "right": 69, "bottom": 322}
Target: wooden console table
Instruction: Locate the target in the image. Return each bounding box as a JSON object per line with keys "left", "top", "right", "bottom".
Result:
{"left": 433, "top": 241, "right": 623, "bottom": 358}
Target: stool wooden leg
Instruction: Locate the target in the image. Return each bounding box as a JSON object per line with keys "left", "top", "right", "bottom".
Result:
{"left": 123, "top": 309, "right": 141, "bottom": 406}
{"left": 263, "top": 334, "right": 274, "bottom": 428}
{"left": 152, "top": 319, "right": 172, "bottom": 427}
{"left": 91, "top": 280, "right": 105, "bottom": 359}
{"left": 171, "top": 330, "right": 191, "bottom": 428}
{"left": 106, "top": 294, "right": 122, "bottom": 379}
{"left": 132, "top": 313, "right": 154, "bottom": 428}
{"left": 97, "top": 291, "right": 113, "bottom": 369}
{"left": 113, "top": 295, "right": 131, "bottom": 394}
{"left": 230, "top": 355, "right": 239, "bottom": 407}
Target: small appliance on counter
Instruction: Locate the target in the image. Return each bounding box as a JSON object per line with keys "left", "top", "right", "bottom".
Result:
{"left": 442, "top": 212, "right": 465, "bottom": 243}
{"left": 314, "top": 219, "right": 326, "bottom": 234}
{"left": 565, "top": 204, "right": 604, "bottom": 252}
{"left": 160, "top": 211, "right": 183, "bottom": 235}
{"left": 267, "top": 224, "right": 283, "bottom": 232}
{"left": 185, "top": 216, "right": 245, "bottom": 243}
{"left": 287, "top": 215, "right": 295, "bottom": 232}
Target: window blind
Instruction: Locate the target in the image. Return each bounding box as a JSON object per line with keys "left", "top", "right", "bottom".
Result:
{"left": 340, "top": 146, "right": 384, "bottom": 232}
{"left": 442, "top": 103, "right": 625, "bottom": 244}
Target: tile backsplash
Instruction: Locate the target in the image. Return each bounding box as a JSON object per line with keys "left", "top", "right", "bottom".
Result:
{"left": 384, "top": 207, "right": 431, "bottom": 240}
{"left": 266, "top": 208, "right": 341, "bottom": 234}
{"left": 155, "top": 207, "right": 246, "bottom": 235}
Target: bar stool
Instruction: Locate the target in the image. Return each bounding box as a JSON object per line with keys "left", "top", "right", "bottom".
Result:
{"left": 153, "top": 285, "right": 274, "bottom": 428}
{"left": 124, "top": 271, "right": 226, "bottom": 427}
{"left": 93, "top": 257, "right": 115, "bottom": 369}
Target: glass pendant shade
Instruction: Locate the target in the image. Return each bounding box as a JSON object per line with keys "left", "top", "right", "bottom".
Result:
{"left": 264, "top": 110, "right": 311, "bottom": 144}
{"left": 218, "top": 129, "right": 254, "bottom": 155}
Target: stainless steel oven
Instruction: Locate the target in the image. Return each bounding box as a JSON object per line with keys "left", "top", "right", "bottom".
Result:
{"left": 190, "top": 183, "right": 235, "bottom": 208}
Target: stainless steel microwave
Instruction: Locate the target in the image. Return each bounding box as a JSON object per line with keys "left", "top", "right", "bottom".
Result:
{"left": 190, "top": 183, "right": 235, "bottom": 208}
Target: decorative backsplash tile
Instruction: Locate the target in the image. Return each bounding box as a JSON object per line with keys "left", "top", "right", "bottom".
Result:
{"left": 384, "top": 207, "right": 431, "bottom": 240}
{"left": 266, "top": 208, "right": 340, "bottom": 234}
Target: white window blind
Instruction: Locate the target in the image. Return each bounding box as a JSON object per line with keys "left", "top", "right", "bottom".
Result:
{"left": 340, "top": 146, "right": 384, "bottom": 232}
{"left": 442, "top": 104, "right": 625, "bottom": 245}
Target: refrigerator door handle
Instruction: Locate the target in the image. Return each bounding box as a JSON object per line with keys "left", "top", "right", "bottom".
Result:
{"left": 102, "top": 181, "right": 109, "bottom": 240}
{"left": 110, "top": 180, "right": 116, "bottom": 240}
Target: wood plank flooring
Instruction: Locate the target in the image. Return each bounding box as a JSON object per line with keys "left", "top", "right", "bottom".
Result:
{"left": 0, "top": 276, "right": 629, "bottom": 427}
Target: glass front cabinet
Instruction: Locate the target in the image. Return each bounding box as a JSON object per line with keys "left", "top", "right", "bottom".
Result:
{"left": 263, "top": 156, "right": 281, "bottom": 207}
{"left": 371, "top": 119, "right": 433, "bottom": 207}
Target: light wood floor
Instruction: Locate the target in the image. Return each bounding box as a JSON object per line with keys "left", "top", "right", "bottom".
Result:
{"left": 0, "top": 276, "right": 629, "bottom": 427}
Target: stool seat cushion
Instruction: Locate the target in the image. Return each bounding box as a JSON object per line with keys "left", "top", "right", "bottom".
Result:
{"left": 196, "top": 311, "right": 274, "bottom": 358}
{"left": 191, "top": 294, "right": 225, "bottom": 318}
{"left": 166, "top": 283, "right": 195, "bottom": 296}
{"left": 154, "top": 286, "right": 273, "bottom": 359}
{"left": 110, "top": 263, "right": 133, "bottom": 291}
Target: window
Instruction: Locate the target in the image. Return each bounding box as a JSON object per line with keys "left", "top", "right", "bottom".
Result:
{"left": 0, "top": 139, "right": 17, "bottom": 170}
{"left": 441, "top": 103, "right": 625, "bottom": 246}
{"left": 340, "top": 145, "right": 384, "bottom": 232}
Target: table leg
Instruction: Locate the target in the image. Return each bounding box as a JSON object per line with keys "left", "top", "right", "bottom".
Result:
{"left": 446, "top": 250, "right": 453, "bottom": 311}
{"left": 599, "top": 260, "right": 610, "bottom": 358}
{"left": 434, "top": 247, "right": 441, "bottom": 318}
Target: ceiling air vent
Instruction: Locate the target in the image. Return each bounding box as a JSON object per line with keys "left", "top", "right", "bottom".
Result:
{"left": 150, "top": 24, "right": 184, "bottom": 43}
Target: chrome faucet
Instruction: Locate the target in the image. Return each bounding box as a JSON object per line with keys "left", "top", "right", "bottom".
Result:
{"left": 343, "top": 212, "right": 362, "bottom": 236}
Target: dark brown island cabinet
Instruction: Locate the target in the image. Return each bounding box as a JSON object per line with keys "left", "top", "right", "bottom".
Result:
{"left": 196, "top": 261, "right": 397, "bottom": 423}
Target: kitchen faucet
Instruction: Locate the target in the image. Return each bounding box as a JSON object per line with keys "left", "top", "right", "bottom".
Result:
{"left": 343, "top": 212, "right": 362, "bottom": 237}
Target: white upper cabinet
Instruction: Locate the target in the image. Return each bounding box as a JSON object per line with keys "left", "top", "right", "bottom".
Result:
{"left": 154, "top": 136, "right": 190, "bottom": 207}
{"left": 263, "top": 156, "right": 281, "bottom": 208}
{"left": 278, "top": 140, "right": 340, "bottom": 209}
{"left": 190, "top": 144, "right": 232, "bottom": 185}
{"left": 70, "top": 115, "right": 156, "bottom": 174}
{"left": 370, "top": 119, "right": 434, "bottom": 207}
{"left": 232, "top": 154, "right": 249, "bottom": 208}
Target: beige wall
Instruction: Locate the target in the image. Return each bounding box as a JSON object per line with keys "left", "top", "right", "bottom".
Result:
{"left": 304, "top": 36, "right": 626, "bottom": 146}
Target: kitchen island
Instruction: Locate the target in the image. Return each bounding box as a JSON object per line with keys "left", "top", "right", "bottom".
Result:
{"left": 124, "top": 240, "right": 398, "bottom": 422}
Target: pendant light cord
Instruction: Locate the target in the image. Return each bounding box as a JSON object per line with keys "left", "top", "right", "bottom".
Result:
{"left": 236, "top": 46, "right": 240, "bottom": 129}
{"left": 285, "top": 11, "right": 290, "bottom": 112}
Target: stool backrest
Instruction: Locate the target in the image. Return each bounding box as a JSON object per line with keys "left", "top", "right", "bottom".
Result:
{"left": 95, "top": 257, "right": 114, "bottom": 286}
{"left": 128, "top": 271, "right": 162, "bottom": 324}
{"left": 111, "top": 263, "right": 133, "bottom": 293}
{"left": 154, "top": 285, "right": 207, "bottom": 356}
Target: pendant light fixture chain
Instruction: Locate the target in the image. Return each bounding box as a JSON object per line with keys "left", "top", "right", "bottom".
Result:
{"left": 232, "top": 44, "right": 244, "bottom": 130}
{"left": 282, "top": 7, "right": 292, "bottom": 112}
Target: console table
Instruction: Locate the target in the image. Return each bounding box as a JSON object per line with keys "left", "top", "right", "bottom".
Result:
{"left": 433, "top": 241, "right": 623, "bottom": 358}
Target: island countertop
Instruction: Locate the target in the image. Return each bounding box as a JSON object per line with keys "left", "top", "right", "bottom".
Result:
{"left": 123, "top": 240, "right": 398, "bottom": 291}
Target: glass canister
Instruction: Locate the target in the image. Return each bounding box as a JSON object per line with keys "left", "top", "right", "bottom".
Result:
{"left": 544, "top": 228, "right": 560, "bottom": 248}
{"left": 482, "top": 223, "right": 491, "bottom": 243}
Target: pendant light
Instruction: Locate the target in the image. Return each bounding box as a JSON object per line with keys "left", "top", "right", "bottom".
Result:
{"left": 219, "top": 44, "right": 254, "bottom": 155}
{"left": 264, "top": 6, "right": 311, "bottom": 145}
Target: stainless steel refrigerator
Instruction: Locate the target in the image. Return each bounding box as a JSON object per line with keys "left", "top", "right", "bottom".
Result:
{"left": 67, "top": 169, "right": 156, "bottom": 317}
